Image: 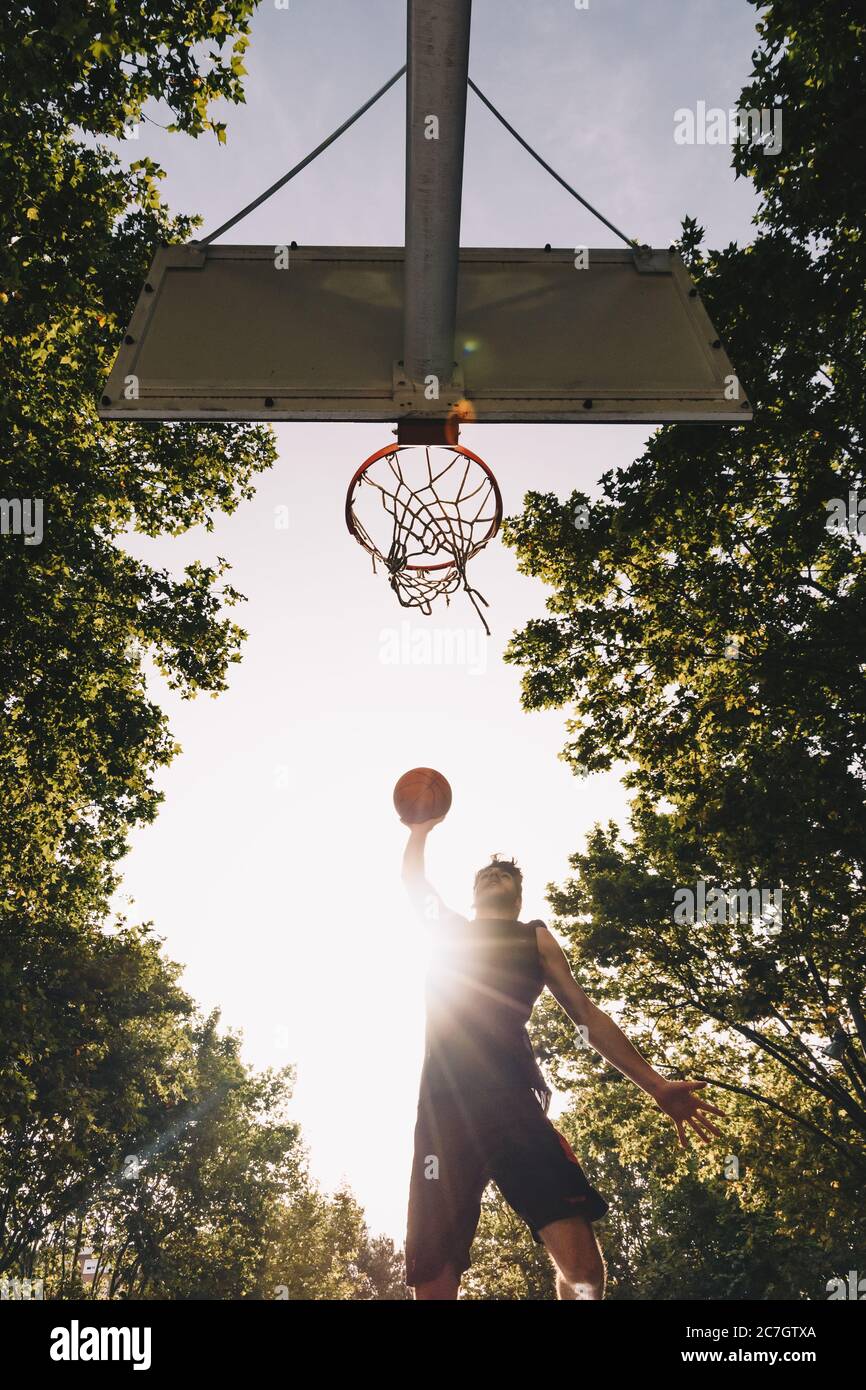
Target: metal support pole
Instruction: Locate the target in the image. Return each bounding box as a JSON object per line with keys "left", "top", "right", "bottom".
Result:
{"left": 403, "top": 0, "right": 472, "bottom": 388}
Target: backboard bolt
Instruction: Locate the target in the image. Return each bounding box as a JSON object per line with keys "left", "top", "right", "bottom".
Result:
{"left": 264, "top": 397, "right": 274, "bottom": 407}
{"left": 101, "top": 395, "right": 111, "bottom": 405}
{"left": 711, "top": 339, "right": 721, "bottom": 349}
{"left": 144, "top": 283, "right": 153, "bottom": 293}
{"left": 689, "top": 288, "right": 698, "bottom": 298}
{"left": 544, "top": 243, "right": 551, "bottom": 252}
{"left": 741, "top": 401, "right": 751, "bottom": 410}
{"left": 583, "top": 399, "right": 593, "bottom": 409}
{"left": 124, "top": 335, "right": 134, "bottom": 344}
{"left": 291, "top": 241, "right": 297, "bottom": 248}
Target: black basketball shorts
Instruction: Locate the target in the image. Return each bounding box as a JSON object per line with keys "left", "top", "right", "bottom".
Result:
{"left": 404, "top": 1084, "right": 608, "bottom": 1287}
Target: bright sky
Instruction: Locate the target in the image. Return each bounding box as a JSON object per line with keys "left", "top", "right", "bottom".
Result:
{"left": 113, "top": 0, "right": 760, "bottom": 1242}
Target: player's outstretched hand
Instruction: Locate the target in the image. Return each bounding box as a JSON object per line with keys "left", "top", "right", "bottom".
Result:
{"left": 653, "top": 1079, "right": 724, "bottom": 1148}
{"left": 402, "top": 815, "right": 446, "bottom": 832}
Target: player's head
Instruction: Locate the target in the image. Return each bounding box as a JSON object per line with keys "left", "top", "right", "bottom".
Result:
{"left": 473, "top": 855, "right": 523, "bottom": 918}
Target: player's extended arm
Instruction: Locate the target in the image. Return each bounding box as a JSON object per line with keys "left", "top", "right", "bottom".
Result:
{"left": 401, "top": 819, "right": 448, "bottom": 923}
{"left": 537, "top": 926, "right": 724, "bottom": 1148}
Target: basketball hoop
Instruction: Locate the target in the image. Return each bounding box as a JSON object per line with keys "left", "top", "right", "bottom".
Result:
{"left": 345, "top": 442, "right": 502, "bottom": 634}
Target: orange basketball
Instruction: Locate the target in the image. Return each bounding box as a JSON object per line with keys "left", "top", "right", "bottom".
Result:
{"left": 393, "top": 767, "right": 452, "bottom": 825}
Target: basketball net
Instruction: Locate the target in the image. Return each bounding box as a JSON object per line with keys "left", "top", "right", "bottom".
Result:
{"left": 345, "top": 443, "right": 503, "bottom": 635}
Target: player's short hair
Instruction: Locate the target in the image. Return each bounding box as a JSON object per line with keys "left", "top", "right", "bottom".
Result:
{"left": 473, "top": 855, "right": 523, "bottom": 895}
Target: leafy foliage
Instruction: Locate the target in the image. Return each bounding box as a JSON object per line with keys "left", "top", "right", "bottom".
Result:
{"left": 493, "top": 0, "right": 866, "bottom": 1296}
{"left": 1, "top": 1, "right": 256, "bottom": 141}
{"left": 504, "top": 0, "right": 866, "bottom": 1152}
{"left": 0, "top": 2, "right": 407, "bottom": 1302}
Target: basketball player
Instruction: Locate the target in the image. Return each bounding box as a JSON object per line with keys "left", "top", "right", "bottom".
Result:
{"left": 402, "top": 818, "right": 724, "bottom": 1301}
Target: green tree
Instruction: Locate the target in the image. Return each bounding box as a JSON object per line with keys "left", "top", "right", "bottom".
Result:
{"left": 526, "top": 1027, "right": 862, "bottom": 1299}
{"left": 0, "top": 1, "right": 278, "bottom": 1287}
{"left": 1, "top": 1, "right": 275, "bottom": 930}
{"left": 263, "top": 1187, "right": 410, "bottom": 1301}
{"left": 1, "top": 1, "right": 255, "bottom": 140}
{"left": 30, "top": 1013, "right": 301, "bottom": 1300}
{"left": 503, "top": 0, "right": 866, "bottom": 1165}
{"left": 0, "top": 915, "right": 194, "bottom": 1273}
{"left": 529, "top": 823, "right": 866, "bottom": 1163}
{"left": 9, "top": 958, "right": 403, "bottom": 1300}
{"left": 461, "top": 1188, "right": 556, "bottom": 1300}
{"left": 1, "top": 12, "right": 406, "bottom": 1302}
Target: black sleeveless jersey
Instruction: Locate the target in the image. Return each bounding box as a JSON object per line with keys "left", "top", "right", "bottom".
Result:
{"left": 420, "top": 916, "right": 552, "bottom": 1111}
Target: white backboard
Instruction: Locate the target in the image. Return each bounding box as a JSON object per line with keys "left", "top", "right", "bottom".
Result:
{"left": 99, "top": 245, "right": 751, "bottom": 424}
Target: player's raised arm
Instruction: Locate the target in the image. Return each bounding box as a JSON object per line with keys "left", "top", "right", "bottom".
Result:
{"left": 401, "top": 820, "right": 450, "bottom": 925}
{"left": 394, "top": 768, "right": 454, "bottom": 927}
{"left": 536, "top": 926, "right": 725, "bottom": 1149}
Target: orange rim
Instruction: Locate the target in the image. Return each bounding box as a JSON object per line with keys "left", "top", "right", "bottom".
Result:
{"left": 344, "top": 442, "right": 502, "bottom": 572}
